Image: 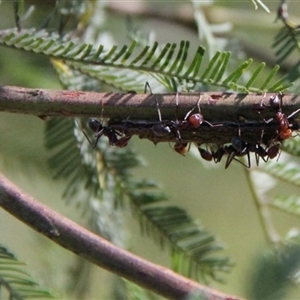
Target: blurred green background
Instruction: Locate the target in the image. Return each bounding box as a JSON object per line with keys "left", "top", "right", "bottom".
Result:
{"left": 1, "top": 1, "right": 300, "bottom": 299}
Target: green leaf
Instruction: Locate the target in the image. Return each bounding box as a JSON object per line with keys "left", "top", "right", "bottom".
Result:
{"left": 0, "top": 28, "right": 292, "bottom": 92}
{"left": 272, "top": 194, "right": 300, "bottom": 217}
{"left": 0, "top": 244, "right": 55, "bottom": 299}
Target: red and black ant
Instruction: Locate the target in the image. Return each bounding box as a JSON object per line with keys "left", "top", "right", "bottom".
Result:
{"left": 272, "top": 93, "right": 300, "bottom": 140}
{"left": 262, "top": 92, "right": 300, "bottom": 141}
{"left": 198, "top": 145, "right": 214, "bottom": 162}
{"left": 187, "top": 95, "right": 218, "bottom": 129}
{"left": 171, "top": 94, "right": 223, "bottom": 155}
{"left": 150, "top": 92, "right": 190, "bottom": 155}
{"left": 197, "top": 144, "right": 225, "bottom": 163}
{"left": 88, "top": 118, "right": 131, "bottom": 148}
{"left": 197, "top": 131, "right": 277, "bottom": 169}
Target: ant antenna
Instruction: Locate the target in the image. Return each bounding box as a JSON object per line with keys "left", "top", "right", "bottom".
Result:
{"left": 151, "top": 85, "right": 171, "bottom": 137}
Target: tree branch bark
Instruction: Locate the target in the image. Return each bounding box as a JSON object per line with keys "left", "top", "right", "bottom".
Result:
{"left": 0, "top": 173, "right": 242, "bottom": 300}
{"left": 0, "top": 85, "right": 299, "bottom": 120}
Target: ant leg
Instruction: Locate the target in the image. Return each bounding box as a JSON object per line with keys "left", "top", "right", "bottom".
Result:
{"left": 213, "top": 145, "right": 225, "bottom": 163}
{"left": 223, "top": 145, "right": 236, "bottom": 169}
{"left": 226, "top": 152, "right": 251, "bottom": 169}
{"left": 75, "top": 119, "right": 101, "bottom": 149}
{"left": 151, "top": 95, "right": 171, "bottom": 137}
{"left": 88, "top": 118, "right": 105, "bottom": 148}
{"left": 156, "top": 99, "right": 163, "bottom": 123}
{"left": 173, "top": 92, "right": 182, "bottom": 141}
{"left": 287, "top": 108, "right": 300, "bottom": 119}
{"left": 144, "top": 81, "right": 153, "bottom": 94}
{"left": 75, "top": 119, "right": 92, "bottom": 146}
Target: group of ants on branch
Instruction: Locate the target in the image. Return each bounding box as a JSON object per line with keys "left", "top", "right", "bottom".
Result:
{"left": 81, "top": 82, "right": 300, "bottom": 169}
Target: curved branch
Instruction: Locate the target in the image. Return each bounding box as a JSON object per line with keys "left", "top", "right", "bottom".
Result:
{"left": 0, "top": 173, "right": 242, "bottom": 300}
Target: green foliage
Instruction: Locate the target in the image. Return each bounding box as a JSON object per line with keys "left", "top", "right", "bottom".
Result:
{"left": 3, "top": 0, "right": 300, "bottom": 298}
{"left": 272, "top": 3, "right": 300, "bottom": 84}
{"left": 0, "top": 28, "right": 292, "bottom": 93}
{"left": 273, "top": 23, "right": 300, "bottom": 65}
{"left": 0, "top": 244, "right": 55, "bottom": 299}
{"left": 247, "top": 244, "right": 300, "bottom": 300}
{"left": 117, "top": 279, "right": 161, "bottom": 300}
{"left": 44, "top": 116, "right": 232, "bottom": 282}
{"left": 255, "top": 138, "right": 300, "bottom": 220}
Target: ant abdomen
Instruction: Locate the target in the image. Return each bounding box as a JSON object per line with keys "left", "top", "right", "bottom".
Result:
{"left": 152, "top": 123, "right": 171, "bottom": 137}
{"left": 88, "top": 118, "right": 103, "bottom": 133}
{"left": 198, "top": 147, "right": 213, "bottom": 161}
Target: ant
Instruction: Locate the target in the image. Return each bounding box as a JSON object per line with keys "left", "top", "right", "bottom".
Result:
{"left": 88, "top": 118, "right": 131, "bottom": 148}
{"left": 142, "top": 81, "right": 172, "bottom": 138}
{"left": 168, "top": 93, "right": 208, "bottom": 155}
{"left": 171, "top": 93, "right": 223, "bottom": 155}
{"left": 151, "top": 98, "right": 171, "bottom": 137}
{"left": 198, "top": 146, "right": 214, "bottom": 162}
{"left": 226, "top": 140, "right": 282, "bottom": 169}
{"left": 187, "top": 95, "right": 218, "bottom": 129}
{"left": 170, "top": 93, "right": 191, "bottom": 155}
{"left": 197, "top": 144, "right": 223, "bottom": 163}
{"left": 174, "top": 141, "right": 189, "bottom": 156}
{"left": 150, "top": 91, "right": 190, "bottom": 155}
{"left": 224, "top": 141, "right": 250, "bottom": 169}
{"left": 197, "top": 142, "right": 248, "bottom": 169}
{"left": 271, "top": 92, "right": 300, "bottom": 140}
{"left": 262, "top": 92, "right": 300, "bottom": 141}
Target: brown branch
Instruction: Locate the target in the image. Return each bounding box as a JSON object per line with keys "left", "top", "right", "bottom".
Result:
{"left": 0, "top": 85, "right": 299, "bottom": 120}
{"left": 0, "top": 173, "right": 242, "bottom": 300}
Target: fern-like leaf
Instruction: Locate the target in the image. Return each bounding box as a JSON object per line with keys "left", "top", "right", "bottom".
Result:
{"left": 0, "top": 28, "right": 292, "bottom": 92}
{"left": 281, "top": 135, "right": 300, "bottom": 157}
{"left": 128, "top": 182, "right": 232, "bottom": 282}
{"left": 262, "top": 161, "right": 300, "bottom": 187}
{"left": 273, "top": 23, "right": 300, "bottom": 64}
{"left": 271, "top": 194, "right": 300, "bottom": 218}
{"left": 0, "top": 243, "right": 54, "bottom": 299}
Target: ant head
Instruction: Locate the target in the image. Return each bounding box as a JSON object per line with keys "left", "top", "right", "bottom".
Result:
{"left": 231, "top": 136, "right": 246, "bottom": 153}
{"left": 188, "top": 113, "right": 204, "bottom": 128}
{"left": 88, "top": 118, "right": 103, "bottom": 133}
{"left": 269, "top": 92, "right": 283, "bottom": 109}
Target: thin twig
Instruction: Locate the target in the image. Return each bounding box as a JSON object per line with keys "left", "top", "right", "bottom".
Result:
{"left": 0, "top": 173, "right": 243, "bottom": 300}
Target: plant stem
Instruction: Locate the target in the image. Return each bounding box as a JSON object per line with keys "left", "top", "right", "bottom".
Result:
{"left": 0, "top": 173, "right": 243, "bottom": 300}
{"left": 0, "top": 85, "right": 299, "bottom": 120}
